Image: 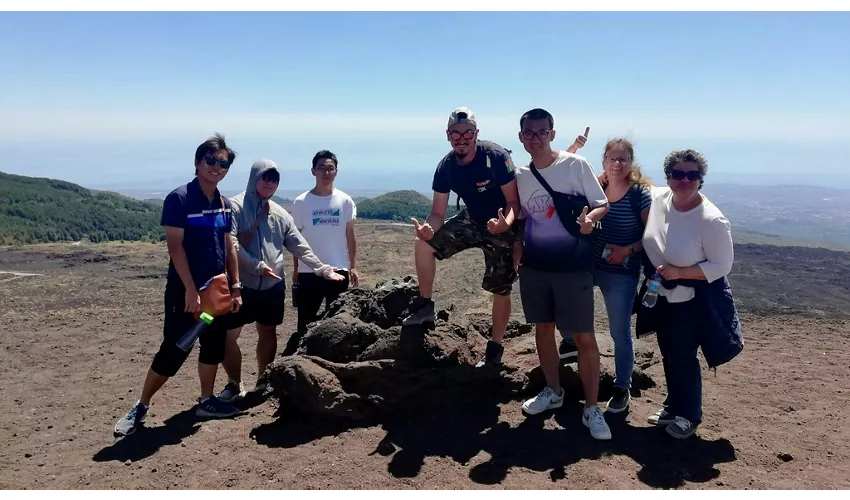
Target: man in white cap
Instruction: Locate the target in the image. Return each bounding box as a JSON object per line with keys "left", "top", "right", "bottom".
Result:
{"left": 404, "top": 107, "right": 521, "bottom": 368}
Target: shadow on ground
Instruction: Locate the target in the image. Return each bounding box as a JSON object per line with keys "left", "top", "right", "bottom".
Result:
{"left": 251, "top": 387, "right": 735, "bottom": 489}
{"left": 92, "top": 391, "right": 267, "bottom": 464}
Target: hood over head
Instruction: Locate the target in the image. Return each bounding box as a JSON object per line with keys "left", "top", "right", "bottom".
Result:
{"left": 245, "top": 159, "right": 280, "bottom": 202}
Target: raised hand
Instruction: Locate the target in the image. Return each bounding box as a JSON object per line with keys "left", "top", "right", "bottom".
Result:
{"left": 411, "top": 217, "right": 434, "bottom": 241}
{"left": 567, "top": 127, "right": 590, "bottom": 153}
{"left": 486, "top": 208, "right": 510, "bottom": 235}
{"left": 577, "top": 206, "right": 594, "bottom": 234}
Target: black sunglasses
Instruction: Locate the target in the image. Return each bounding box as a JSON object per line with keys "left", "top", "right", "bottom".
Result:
{"left": 669, "top": 169, "right": 702, "bottom": 181}
{"left": 203, "top": 156, "right": 231, "bottom": 169}
{"left": 449, "top": 130, "right": 476, "bottom": 141}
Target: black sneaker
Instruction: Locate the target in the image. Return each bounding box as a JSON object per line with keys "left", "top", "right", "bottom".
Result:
{"left": 196, "top": 396, "right": 242, "bottom": 419}
{"left": 402, "top": 297, "right": 436, "bottom": 326}
{"left": 558, "top": 339, "right": 578, "bottom": 362}
{"left": 475, "top": 340, "right": 504, "bottom": 368}
{"left": 606, "top": 387, "right": 631, "bottom": 414}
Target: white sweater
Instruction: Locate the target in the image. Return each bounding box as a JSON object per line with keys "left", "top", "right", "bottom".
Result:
{"left": 642, "top": 188, "right": 734, "bottom": 303}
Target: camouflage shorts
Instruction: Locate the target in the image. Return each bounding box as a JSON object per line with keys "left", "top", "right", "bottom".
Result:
{"left": 427, "top": 209, "right": 517, "bottom": 296}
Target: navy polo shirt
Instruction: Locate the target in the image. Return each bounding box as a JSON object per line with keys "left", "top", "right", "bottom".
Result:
{"left": 161, "top": 178, "right": 233, "bottom": 292}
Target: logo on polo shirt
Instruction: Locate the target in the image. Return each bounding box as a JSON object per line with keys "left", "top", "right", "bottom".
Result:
{"left": 312, "top": 208, "right": 341, "bottom": 226}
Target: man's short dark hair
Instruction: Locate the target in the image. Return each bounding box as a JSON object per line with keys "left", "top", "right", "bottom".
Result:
{"left": 194, "top": 132, "right": 236, "bottom": 166}
{"left": 312, "top": 150, "right": 338, "bottom": 169}
{"left": 261, "top": 169, "right": 280, "bottom": 184}
{"left": 520, "top": 108, "right": 555, "bottom": 130}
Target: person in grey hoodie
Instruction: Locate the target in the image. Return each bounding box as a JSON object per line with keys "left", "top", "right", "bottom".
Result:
{"left": 218, "top": 159, "right": 343, "bottom": 401}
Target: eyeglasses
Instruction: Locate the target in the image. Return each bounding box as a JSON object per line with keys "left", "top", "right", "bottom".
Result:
{"left": 604, "top": 156, "right": 632, "bottom": 164}
{"left": 669, "top": 169, "right": 702, "bottom": 182}
{"left": 314, "top": 166, "right": 337, "bottom": 174}
{"left": 449, "top": 130, "right": 476, "bottom": 141}
{"left": 203, "top": 156, "right": 230, "bottom": 169}
{"left": 521, "top": 130, "right": 551, "bottom": 140}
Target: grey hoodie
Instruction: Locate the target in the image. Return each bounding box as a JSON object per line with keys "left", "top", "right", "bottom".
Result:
{"left": 230, "top": 159, "right": 333, "bottom": 291}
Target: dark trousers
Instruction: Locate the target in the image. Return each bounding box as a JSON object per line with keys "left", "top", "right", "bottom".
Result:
{"left": 656, "top": 297, "right": 703, "bottom": 424}
{"left": 296, "top": 270, "right": 350, "bottom": 333}
{"left": 283, "top": 271, "right": 350, "bottom": 355}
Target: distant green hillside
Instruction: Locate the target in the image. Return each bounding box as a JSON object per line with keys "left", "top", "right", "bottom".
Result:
{"left": 0, "top": 171, "right": 165, "bottom": 245}
{"left": 357, "top": 190, "right": 460, "bottom": 222}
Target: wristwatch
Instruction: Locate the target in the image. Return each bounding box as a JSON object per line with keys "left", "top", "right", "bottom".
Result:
{"left": 230, "top": 282, "right": 243, "bottom": 290}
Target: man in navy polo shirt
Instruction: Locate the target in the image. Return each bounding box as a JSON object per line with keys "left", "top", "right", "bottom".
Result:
{"left": 114, "top": 133, "right": 245, "bottom": 437}
{"left": 403, "top": 107, "right": 521, "bottom": 368}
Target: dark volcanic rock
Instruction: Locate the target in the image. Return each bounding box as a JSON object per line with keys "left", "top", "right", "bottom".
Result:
{"left": 267, "top": 275, "right": 658, "bottom": 420}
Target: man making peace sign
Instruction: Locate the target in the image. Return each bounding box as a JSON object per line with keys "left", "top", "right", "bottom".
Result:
{"left": 403, "top": 107, "right": 520, "bottom": 369}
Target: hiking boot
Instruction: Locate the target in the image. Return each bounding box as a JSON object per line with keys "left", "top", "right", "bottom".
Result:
{"left": 522, "top": 386, "right": 564, "bottom": 415}
{"left": 666, "top": 416, "right": 698, "bottom": 439}
{"left": 218, "top": 380, "right": 246, "bottom": 403}
{"left": 647, "top": 408, "right": 676, "bottom": 426}
{"left": 606, "top": 388, "right": 631, "bottom": 414}
{"left": 558, "top": 339, "right": 578, "bottom": 362}
{"left": 582, "top": 406, "right": 612, "bottom": 440}
{"left": 475, "top": 340, "right": 504, "bottom": 368}
{"left": 196, "top": 396, "right": 241, "bottom": 419}
{"left": 114, "top": 401, "right": 148, "bottom": 437}
{"left": 402, "top": 297, "right": 436, "bottom": 326}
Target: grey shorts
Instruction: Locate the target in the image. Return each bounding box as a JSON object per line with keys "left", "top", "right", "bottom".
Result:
{"left": 518, "top": 266, "right": 594, "bottom": 333}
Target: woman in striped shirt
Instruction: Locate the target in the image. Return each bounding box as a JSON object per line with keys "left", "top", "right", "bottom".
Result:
{"left": 593, "top": 138, "right": 653, "bottom": 414}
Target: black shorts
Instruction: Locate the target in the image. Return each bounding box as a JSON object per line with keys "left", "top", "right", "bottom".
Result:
{"left": 150, "top": 287, "right": 230, "bottom": 377}
{"left": 225, "top": 286, "right": 286, "bottom": 329}
{"left": 427, "top": 209, "right": 517, "bottom": 295}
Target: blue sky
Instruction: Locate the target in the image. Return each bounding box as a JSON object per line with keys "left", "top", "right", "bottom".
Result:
{"left": 1, "top": 11, "right": 849, "bottom": 195}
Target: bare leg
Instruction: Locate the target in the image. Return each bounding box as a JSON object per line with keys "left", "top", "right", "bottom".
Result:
{"left": 414, "top": 238, "right": 437, "bottom": 298}
{"left": 573, "top": 332, "right": 600, "bottom": 407}
{"left": 256, "top": 323, "right": 277, "bottom": 379}
{"left": 535, "top": 322, "right": 561, "bottom": 391}
{"left": 197, "top": 362, "right": 217, "bottom": 400}
{"left": 221, "top": 327, "right": 243, "bottom": 384}
{"left": 491, "top": 293, "right": 511, "bottom": 343}
{"left": 139, "top": 369, "right": 168, "bottom": 406}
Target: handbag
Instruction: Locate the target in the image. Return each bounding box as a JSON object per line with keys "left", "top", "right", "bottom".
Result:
{"left": 528, "top": 161, "right": 600, "bottom": 273}
{"left": 198, "top": 196, "right": 234, "bottom": 318}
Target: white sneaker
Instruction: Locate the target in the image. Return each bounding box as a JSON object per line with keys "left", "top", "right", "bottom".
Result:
{"left": 522, "top": 386, "right": 564, "bottom": 415}
{"left": 218, "top": 380, "right": 246, "bottom": 403}
{"left": 582, "top": 406, "right": 612, "bottom": 440}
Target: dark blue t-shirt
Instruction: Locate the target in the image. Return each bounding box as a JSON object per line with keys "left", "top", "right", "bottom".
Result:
{"left": 432, "top": 140, "right": 516, "bottom": 225}
{"left": 161, "top": 178, "right": 233, "bottom": 292}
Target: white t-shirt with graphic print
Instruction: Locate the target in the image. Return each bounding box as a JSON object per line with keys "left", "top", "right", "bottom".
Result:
{"left": 517, "top": 150, "right": 608, "bottom": 273}
{"left": 292, "top": 189, "right": 356, "bottom": 272}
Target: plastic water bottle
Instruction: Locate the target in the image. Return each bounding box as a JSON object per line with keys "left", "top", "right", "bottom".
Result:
{"left": 291, "top": 283, "right": 299, "bottom": 308}
{"left": 176, "top": 312, "right": 214, "bottom": 352}
{"left": 642, "top": 273, "right": 662, "bottom": 308}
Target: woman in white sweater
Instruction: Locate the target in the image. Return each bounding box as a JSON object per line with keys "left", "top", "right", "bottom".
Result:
{"left": 641, "top": 148, "right": 734, "bottom": 439}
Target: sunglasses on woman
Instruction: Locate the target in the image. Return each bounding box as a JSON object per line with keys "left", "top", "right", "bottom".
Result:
{"left": 203, "top": 156, "right": 231, "bottom": 169}
{"left": 669, "top": 169, "right": 702, "bottom": 181}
